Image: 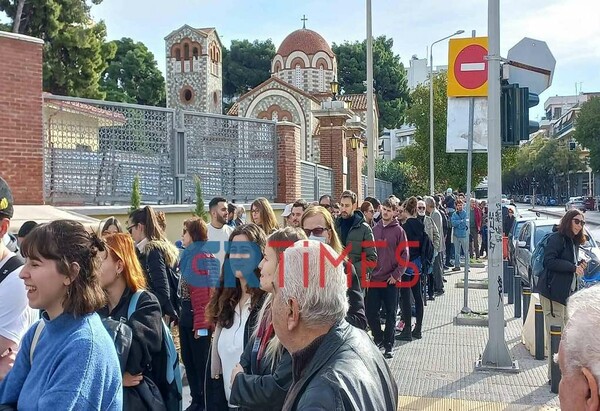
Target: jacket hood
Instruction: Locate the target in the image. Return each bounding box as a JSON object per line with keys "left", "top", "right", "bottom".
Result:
{"left": 377, "top": 218, "right": 400, "bottom": 229}
{"left": 141, "top": 239, "right": 179, "bottom": 267}
{"left": 351, "top": 210, "right": 366, "bottom": 227}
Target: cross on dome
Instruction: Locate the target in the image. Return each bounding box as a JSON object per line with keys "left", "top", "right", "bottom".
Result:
{"left": 301, "top": 15, "right": 308, "bottom": 29}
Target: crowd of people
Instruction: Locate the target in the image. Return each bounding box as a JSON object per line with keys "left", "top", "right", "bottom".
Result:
{"left": 1, "top": 173, "right": 599, "bottom": 411}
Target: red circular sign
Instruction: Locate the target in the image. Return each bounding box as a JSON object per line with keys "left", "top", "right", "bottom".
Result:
{"left": 454, "top": 44, "right": 488, "bottom": 89}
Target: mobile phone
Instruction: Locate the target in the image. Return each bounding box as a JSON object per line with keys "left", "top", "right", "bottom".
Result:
{"left": 196, "top": 329, "right": 209, "bottom": 337}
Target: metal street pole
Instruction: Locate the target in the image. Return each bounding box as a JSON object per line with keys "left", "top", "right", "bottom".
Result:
{"left": 463, "top": 29, "right": 476, "bottom": 315}
{"left": 429, "top": 30, "right": 464, "bottom": 195}
{"left": 366, "top": 0, "right": 375, "bottom": 197}
{"left": 477, "top": 0, "right": 517, "bottom": 372}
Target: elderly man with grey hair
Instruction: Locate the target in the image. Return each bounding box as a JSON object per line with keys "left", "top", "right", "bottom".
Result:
{"left": 272, "top": 240, "right": 398, "bottom": 411}
{"left": 424, "top": 196, "right": 445, "bottom": 296}
{"left": 558, "top": 286, "right": 600, "bottom": 411}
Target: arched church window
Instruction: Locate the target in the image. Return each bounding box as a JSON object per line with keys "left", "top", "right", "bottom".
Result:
{"left": 319, "top": 66, "right": 324, "bottom": 91}
{"left": 295, "top": 65, "right": 301, "bottom": 88}
{"left": 175, "top": 48, "right": 181, "bottom": 61}
{"left": 184, "top": 43, "right": 190, "bottom": 59}
{"left": 193, "top": 47, "right": 199, "bottom": 58}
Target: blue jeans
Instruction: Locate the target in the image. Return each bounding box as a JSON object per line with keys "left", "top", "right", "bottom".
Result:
{"left": 453, "top": 235, "right": 469, "bottom": 269}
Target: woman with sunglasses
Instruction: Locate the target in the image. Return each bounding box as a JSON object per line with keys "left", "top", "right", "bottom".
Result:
{"left": 97, "top": 233, "right": 165, "bottom": 410}
{"left": 537, "top": 209, "right": 588, "bottom": 380}
{"left": 300, "top": 206, "right": 367, "bottom": 330}
{"left": 249, "top": 198, "right": 279, "bottom": 235}
{"left": 128, "top": 206, "right": 180, "bottom": 324}
{"left": 229, "top": 227, "right": 305, "bottom": 410}
{"left": 360, "top": 201, "right": 375, "bottom": 227}
{"left": 0, "top": 220, "right": 122, "bottom": 410}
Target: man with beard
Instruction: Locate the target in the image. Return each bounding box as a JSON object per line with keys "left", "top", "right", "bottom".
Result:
{"left": 208, "top": 196, "right": 233, "bottom": 269}
{"left": 334, "top": 190, "right": 377, "bottom": 281}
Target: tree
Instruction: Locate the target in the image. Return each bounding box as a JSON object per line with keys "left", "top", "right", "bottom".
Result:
{"left": 130, "top": 174, "right": 141, "bottom": 212}
{"left": 332, "top": 36, "right": 410, "bottom": 130}
{"left": 574, "top": 97, "right": 600, "bottom": 173}
{"left": 100, "top": 38, "right": 166, "bottom": 106}
{"left": 193, "top": 176, "right": 208, "bottom": 221}
{"left": 0, "top": 0, "right": 116, "bottom": 99}
{"left": 222, "top": 39, "right": 276, "bottom": 100}
{"left": 401, "top": 72, "right": 487, "bottom": 193}
{"left": 374, "top": 159, "right": 426, "bottom": 199}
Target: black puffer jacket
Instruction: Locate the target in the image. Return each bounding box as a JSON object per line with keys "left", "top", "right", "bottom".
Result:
{"left": 537, "top": 229, "right": 577, "bottom": 306}
{"left": 282, "top": 321, "right": 398, "bottom": 411}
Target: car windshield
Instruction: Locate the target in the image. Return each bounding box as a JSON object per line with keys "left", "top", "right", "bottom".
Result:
{"left": 512, "top": 221, "right": 525, "bottom": 239}
{"left": 534, "top": 225, "right": 555, "bottom": 247}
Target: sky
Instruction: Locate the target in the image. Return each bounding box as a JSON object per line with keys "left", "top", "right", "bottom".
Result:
{"left": 8, "top": 0, "right": 600, "bottom": 120}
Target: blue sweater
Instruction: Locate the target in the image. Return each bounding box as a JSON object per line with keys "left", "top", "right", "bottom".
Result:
{"left": 0, "top": 312, "right": 122, "bottom": 410}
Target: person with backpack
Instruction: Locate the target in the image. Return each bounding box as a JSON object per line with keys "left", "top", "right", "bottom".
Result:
{"left": 0, "top": 179, "right": 37, "bottom": 381}
{"left": 397, "top": 197, "right": 427, "bottom": 341}
{"left": 97, "top": 233, "right": 170, "bottom": 410}
{"left": 0, "top": 220, "right": 122, "bottom": 409}
{"left": 537, "top": 210, "right": 588, "bottom": 379}
{"left": 128, "top": 206, "right": 181, "bottom": 325}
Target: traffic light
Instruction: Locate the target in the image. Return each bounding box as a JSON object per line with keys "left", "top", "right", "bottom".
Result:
{"left": 501, "top": 82, "right": 540, "bottom": 145}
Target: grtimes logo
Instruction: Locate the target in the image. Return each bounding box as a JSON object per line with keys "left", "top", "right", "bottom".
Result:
{"left": 180, "top": 240, "right": 422, "bottom": 289}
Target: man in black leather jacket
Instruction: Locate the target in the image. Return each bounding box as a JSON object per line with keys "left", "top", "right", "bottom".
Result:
{"left": 272, "top": 241, "right": 398, "bottom": 411}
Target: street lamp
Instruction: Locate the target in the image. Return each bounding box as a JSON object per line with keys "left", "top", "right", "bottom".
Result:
{"left": 349, "top": 133, "right": 361, "bottom": 150}
{"left": 330, "top": 79, "right": 339, "bottom": 101}
{"left": 429, "top": 29, "right": 464, "bottom": 195}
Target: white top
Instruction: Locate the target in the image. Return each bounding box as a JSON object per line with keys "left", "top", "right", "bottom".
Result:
{"left": 0, "top": 252, "right": 38, "bottom": 346}
{"left": 207, "top": 224, "right": 233, "bottom": 269}
{"left": 217, "top": 298, "right": 251, "bottom": 405}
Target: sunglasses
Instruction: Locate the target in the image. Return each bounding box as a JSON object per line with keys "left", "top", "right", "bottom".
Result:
{"left": 126, "top": 224, "right": 136, "bottom": 233}
{"left": 304, "top": 227, "right": 328, "bottom": 237}
{"left": 417, "top": 207, "right": 426, "bottom": 210}
{"left": 251, "top": 209, "right": 260, "bottom": 214}
{"left": 320, "top": 204, "right": 332, "bottom": 210}
{"left": 573, "top": 218, "right": 586, "bottom": 226}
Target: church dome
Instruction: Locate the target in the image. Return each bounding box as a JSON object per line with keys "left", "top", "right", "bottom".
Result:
{"left": 277, "top": 28, "right": 335, "bottom": 58}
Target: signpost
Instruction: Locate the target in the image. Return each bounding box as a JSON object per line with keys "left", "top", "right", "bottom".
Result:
{"left": 507, "top": 38, "right": 556, "bottom": 95}
{"left": 448, "top": 37, "right": 489, "bottom": 97}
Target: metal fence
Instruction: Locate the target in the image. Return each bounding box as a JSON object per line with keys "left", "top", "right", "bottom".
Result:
{"left": 362, "top": 175, "right": 394, "bottom": 200}
{"left": 43, "top": 95, "right": 277, "bottom": 205}
{"left": 300, "top": 161, "right": 334, "bottom": 201}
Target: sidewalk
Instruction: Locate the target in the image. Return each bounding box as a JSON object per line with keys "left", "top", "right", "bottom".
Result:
{"left": 386, "top": 264, "right": 560, "bottom": 410}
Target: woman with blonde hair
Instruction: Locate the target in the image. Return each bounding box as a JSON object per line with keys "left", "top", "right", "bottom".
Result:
{"left": 229, "top": 227, "right": 306, "bottom": 410}
{"left": 97, "top": 233, "right": 165, "bottom": 410}
{"left": 300, "top": 206, "right": 367, "bottom": 330}
{"left": 249, "top": 197, "right": 279, "bottom": 235}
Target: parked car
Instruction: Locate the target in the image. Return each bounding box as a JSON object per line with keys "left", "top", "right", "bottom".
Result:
{"left": 515, "top": 219, "right": 598, "bottom": 287}
{"left": 565, "top": 197, "right": 587, "bottom": 212}
{"left": 584, "top": 196, "right": 596, "bottom": 211}
{"left": 508, "top": 218, "right": 528, "bottom": 267}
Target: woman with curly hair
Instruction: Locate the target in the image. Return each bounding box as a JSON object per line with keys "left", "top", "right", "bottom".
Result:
{"left": 249, "top": 198, "right": 279, "bottom": 235}
{"left": 204, "top": 224, "right": 267, "bottom": 410}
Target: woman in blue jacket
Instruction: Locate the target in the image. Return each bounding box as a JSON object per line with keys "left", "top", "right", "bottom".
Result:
{"left": 0, "top": 220, "right": 122, "bottom": 410}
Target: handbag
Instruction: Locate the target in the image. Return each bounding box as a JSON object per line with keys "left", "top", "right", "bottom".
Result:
{"left": 101, "top": 316, "right": 133, "bottom": 373}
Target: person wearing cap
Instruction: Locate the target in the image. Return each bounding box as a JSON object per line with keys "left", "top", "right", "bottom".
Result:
{"left": 0, "top": 178, "right": 38, "bottom": 381}
{"left": 281, "top": 203, "right": 293, "bottom": 227}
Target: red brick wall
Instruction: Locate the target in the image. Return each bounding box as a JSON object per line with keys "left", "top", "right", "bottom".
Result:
{"left": 318, "top": 116, "right": 348, "bottom": 199}
{"left": 276, "top": 122, "right": 301, "bottom": 203}
{"left": 0, "top": 32, "right": 44, "bottom": 204}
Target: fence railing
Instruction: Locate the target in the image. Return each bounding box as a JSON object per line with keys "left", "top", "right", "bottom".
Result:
{"left": 43, "top": 95, "right": 277, "bottom": 205}
{"left": 300, "top": 161, "right": 334, "bottom": 201}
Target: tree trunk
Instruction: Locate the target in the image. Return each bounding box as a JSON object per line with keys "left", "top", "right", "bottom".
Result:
{"left": 12, "top": 0, "right": 26, "bottom": 33}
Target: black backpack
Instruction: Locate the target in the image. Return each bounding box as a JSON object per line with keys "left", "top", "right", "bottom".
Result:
{"left": 0, "top": 254, "right": 25, "bottom": 284}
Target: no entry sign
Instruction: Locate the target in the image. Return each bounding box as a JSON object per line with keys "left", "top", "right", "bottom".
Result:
{"left": 448, "top": 37, "right": 489, "bottom": 97}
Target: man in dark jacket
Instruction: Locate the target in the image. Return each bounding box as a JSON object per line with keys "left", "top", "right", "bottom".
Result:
{"left": 273, "top": 242, "right": 398, "bottom": 411}
{"left": 334, "top": 190, "right": 377, "bottom": 282}
{"left": 367, "top": 198, "right": 409, "bottom": 359}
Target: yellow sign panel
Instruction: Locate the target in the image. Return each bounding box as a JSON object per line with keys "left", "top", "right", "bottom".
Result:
{"left": 447, "top": 37, "right": 489, "bottom": 97}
